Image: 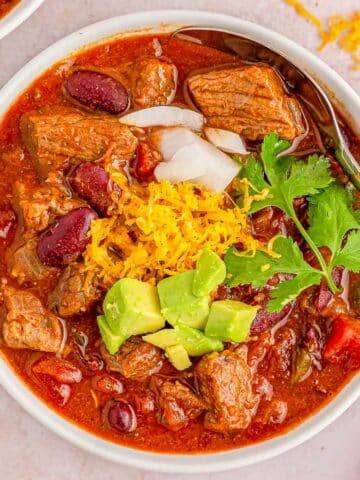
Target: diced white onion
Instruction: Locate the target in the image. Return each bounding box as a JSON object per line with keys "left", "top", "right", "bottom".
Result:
{"left": 153, "top": 127, "right": 240, "bottom": 192}
{"left": 204, "top": 127, "right": 249, "bottom": 154}
{"left": 155, "top": 145, "right": 207, "bottom": 183}
{"left": 119, "top": 106, "right": 204, "bottom": 131}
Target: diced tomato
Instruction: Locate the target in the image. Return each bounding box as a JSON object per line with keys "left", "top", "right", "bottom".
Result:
{"left": 135, "top": 142, "right": 159, "bottom": 181}
{"left": 323, "top": 315, "right": 360, "bottom": 370}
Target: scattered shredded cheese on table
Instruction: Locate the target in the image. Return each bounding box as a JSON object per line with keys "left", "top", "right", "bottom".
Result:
{"left": 83, "top": 170, "right": 265, "bottom": 287}
{"left": 285, "top": 0, "right": 360, "bottom": 70}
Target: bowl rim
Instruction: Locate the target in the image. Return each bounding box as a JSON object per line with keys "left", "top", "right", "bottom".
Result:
{"left": 0, "top": 9, "right": 359, "bottom": 474}
{"left": 0, "top": 0, "right": 44, "bottom": 41}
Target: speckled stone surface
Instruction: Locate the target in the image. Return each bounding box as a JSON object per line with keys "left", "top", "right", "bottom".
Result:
{"left": 0, "top": 1, "right": 359, "bottom": 479}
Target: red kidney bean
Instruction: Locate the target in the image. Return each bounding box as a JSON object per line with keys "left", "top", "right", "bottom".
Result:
{"left": 71, "top": 163, "right": 114, "bottom": 216}
{"left": 135, "top": 142, "right": 160, "bottom": 181}
{"left": 250, "top": 302, "right": 292, "bottom": 335}
{"left": 64, "top": 70, "right": 129, "bottom": 114}
{"left": 107, "top": 400, "right": 137, "bottom": 433}
{"left": 45, "top": 378, "right": 72, "bottom": 407}
{"left": 32, "top": 356, "right": 83, "bottom": 384}
{"left": 37, "top": 207, "right": 97, "bottom": 267}
{"left": 315, "top": 266, "right": 344, "bottom": 312}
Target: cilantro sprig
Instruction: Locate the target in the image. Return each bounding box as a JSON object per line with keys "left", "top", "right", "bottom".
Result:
{"left": 225, "top": 236, "right": 322, "bottom": 312}
{"left": 226, "top": 133, "right": 360, "bottom": 312}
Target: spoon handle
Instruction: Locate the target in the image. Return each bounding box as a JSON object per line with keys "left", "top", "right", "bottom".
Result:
{"left": 337, "top": 141, "right": 360, "bottom": 190}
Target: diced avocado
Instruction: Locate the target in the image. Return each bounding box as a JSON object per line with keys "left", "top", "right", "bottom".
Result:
{"left": 193, "top": 249, "right": 226, "bottom": 297}
{"left": 205, "top": 300, "right": 259, "bottom": 343}
{"left": 143, "top": 324, "right": 223, "bottom": 356}
{"left": 157, "top": 270, "right": 210, "bottom": 329}
{"left": 103, "top": 278, "right": 165, "bottom": 340}
{"left": 97, "top": 315, "right": 125, "bottom": 355}
{"left": 165, "top": 344, "right": 192, "bottom": 371}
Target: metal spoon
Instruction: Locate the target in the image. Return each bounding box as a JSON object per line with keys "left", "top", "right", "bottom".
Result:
{"left": 173, "top": 27, "right": 360, "bottom": 189}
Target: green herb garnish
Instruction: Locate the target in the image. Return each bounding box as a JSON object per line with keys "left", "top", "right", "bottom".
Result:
{"left": 226, "top": 133, "right": 360, "bottom": 312}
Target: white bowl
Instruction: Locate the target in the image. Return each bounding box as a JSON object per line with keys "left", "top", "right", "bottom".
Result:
{"left": 0, "top": 0, "right": 44, "bottom": 40}
{"left": 0, "top": 10, "right": 359, "bottom": 474}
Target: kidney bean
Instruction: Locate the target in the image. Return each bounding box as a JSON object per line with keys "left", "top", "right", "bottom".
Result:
{"left": 37, "top": 207, "right": 97, "bottom": 267}
{"left": 32, "top": 356, "right": 82, "bottom": 384}
{"left": 303, "top": 324, "right": 323, "bottom": 360}
{"left": 71, "top": 162, "right": 114, "bottom": 216}
{"left": 107, "top": 400, "right": 137, "bottom": 433}
{"left": 315, "top": 266, "right": 344, "bottom": 312}
{"left": 135, "top": 142, "right": 160, "bottom": 181}
{"left": 72, "top": 331, "right": 104, "bottom": 375}
{"left": 250, "top": 302, "right": 292, "bottom": 335}
{"left": 45, "top": 378, "right": 72, "bottom": 407}
{"left": 64, "top": 70, "right": 129, "bottom": 114}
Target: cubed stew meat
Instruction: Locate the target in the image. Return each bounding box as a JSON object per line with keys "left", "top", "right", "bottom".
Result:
{"left": 0, "top": 33, "right": 359, "bottom": 455}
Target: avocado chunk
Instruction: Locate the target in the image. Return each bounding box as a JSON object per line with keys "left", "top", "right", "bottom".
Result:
{"left": 165, "top": 344, "right": 192, "bottom": 371}
{"left": 205, "top": 300, "right": 259, "bottom": 343}
{"left": 193, "top": 249, "right": 226, "bottom": 297}
{"left": 97, "top": 315, "right": 125, "bottom": 355}
{"left": 143, "top": 324, "right": 223, "bottom": 356}
{"left": 157, "top": 270, "right": 210, "bottom": 329}
{"left": 103, "top": 278, "right": 165, "bottom": 346}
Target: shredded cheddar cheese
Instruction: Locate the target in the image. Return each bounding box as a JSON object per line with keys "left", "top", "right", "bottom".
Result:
{"left": 285, "top": 0, "right": 360, "bottom": 70}
{"left": 83, "top": 170, "right": 265, "bottom": 287}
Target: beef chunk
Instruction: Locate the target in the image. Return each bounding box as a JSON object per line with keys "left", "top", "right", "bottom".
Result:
{"left": 195, "top": 346, "right": 257, "bottom": 432}
{"left": 188, "top": 65, "right": 305, "bottom": 141}
{"left": 21, "top": 108, "right": 138, "bottom": 176}
{"left": 1, "top": 286, "right": 63, "bottom": 352}
{"left": 13, "top": 172, "right": 83, "bottom": 233}
{"left": 100, "top": 336, "right": 163, "bottom": 381}
{"left": 130, "top": 58, "right": 177, "bottom": 108}
{"left": 49, "top": 263, "right": 102, "bottom": 316}
{"left": 7, "top": 238, "right": 57, "bottom": 285}
{"left": 150, "top": 376, "right": 206, "bottom": 431}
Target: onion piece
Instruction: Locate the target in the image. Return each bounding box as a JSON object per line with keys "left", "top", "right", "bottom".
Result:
{"left": 204, "top": 127, "right": 249, "bottom": 154}
{"left": 155, "top": 145, "right": 207, "bottom": 183}
{"left": 119, "top": 106, "right": 204, "bottom": 131}
{"left": 153, "top": 127, "right": 240, "bottom": 192}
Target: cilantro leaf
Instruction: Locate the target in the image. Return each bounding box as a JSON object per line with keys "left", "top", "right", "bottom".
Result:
{"left": 267, "top": 272, "right": 322, "bottom": 313}
{"left": 225, "top": 236, "right": 319, "bottom": 288}
{"left": 240, "top": 156, "right": 269, "bottom": 192}
{"left": 261, "top": 133, "right": 292, "bottom": 183}
{"left": 229, "top": 133, "right": 360, "bottom": 308}
{"left": 308, "top": 184, "right": 360, "bottom": 259}
{"left": 331, "top": 230, "right": 360, "bottom": 272}
{"left": 354, "top": 209, "right": 360, "bottom": 223}
{"left": 238, "top": 133, "right": 333, "bottom": 215}
{"left": 285, "top": 154, "right": 333, "bottom": 203}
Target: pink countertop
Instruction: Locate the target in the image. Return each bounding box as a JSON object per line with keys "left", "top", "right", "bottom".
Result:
{"left": 0, "top": 0, "right": 359, "bottom": 478}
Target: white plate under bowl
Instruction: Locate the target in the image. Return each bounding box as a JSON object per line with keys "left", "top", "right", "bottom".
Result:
{"left": 0, "top": 0, "right": 44, "bottom": 40}
{"left": 0, "top": 10, "right": 359, "bottom": 474}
